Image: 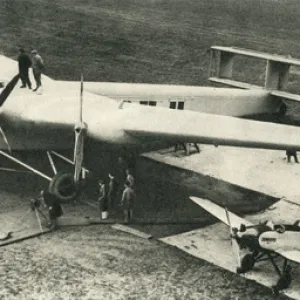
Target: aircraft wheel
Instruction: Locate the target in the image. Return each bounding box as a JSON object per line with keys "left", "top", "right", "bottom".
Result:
{"left": 239, "top": 253, "right": 255, "bottom": 273}
{"left": 276, "top": 268, "right": 292, "bottom": 291}
{"left": 48, "top": 172, "right": 78, "bottom": 203}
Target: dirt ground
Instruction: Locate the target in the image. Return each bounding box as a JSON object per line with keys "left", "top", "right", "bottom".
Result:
{"left": 0, "top": 173, "right": 290, "bottom": 300}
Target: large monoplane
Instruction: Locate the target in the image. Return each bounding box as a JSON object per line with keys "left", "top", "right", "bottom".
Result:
{"left": 1, "top": 49, "right": 300, "bottom": 202}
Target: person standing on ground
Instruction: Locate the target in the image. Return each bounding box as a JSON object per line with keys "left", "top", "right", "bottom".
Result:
{"left": 121, "top": 181, "right": 135, "bottom": 224}
{"left": 125, "top": 169, "right": 135, "bottom": 189}
{"left": 97, "top": 180, "right": 108, "bottom": 219}
{"left": 40, "top": 190, "right": 63, "bottom": 230}
{"left": 18, "top": 48, "right": 32, "bottom": 89}
{"left": 108, "top": 173, "right": 117, "bottom": 210}
{"left": 31, "top": 49, "right": 44, "bottom": 92}
{"left": 286, "top": 149, "right": 299, "bottom": 163}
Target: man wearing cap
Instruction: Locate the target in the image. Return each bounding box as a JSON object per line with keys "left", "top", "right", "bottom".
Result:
{"left": 31, "top": 49, "right": 45, "bottom": 92}
{"left": 18, "top": 48, "right": 32, "bottom": 89}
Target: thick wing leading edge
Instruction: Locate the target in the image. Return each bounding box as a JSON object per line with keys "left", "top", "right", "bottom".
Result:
{"left": 123, "top": 106, "right": 300, "bottom": 150}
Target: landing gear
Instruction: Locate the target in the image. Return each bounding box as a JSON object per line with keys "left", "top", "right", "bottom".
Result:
{"left": 0, "top": 150, "right": 86, "bottom": 204}
{"left": 272, "top": 263, "right": 292, "bottom": 295}
{"left": 237, "top": 253, "right": 255, "bottom": 274}
{"left": 48, "top": 172, "right": 78, "bottom": 202}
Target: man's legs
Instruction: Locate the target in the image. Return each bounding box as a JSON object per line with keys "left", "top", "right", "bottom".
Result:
{"left": 123, "top": 209, "right": 133, "bottom": 223}
{"left": 33, "top": 71, "right": 42, "bottom": 91}
{"left": 293, "top": 153, "right": 299, "bottom": 163}
{"left": 20, "top": 72, "right": 26, "bottom": 88}
{"left": 124, "top": 209, "right": 129, "bottom": 223}
{"left": 129, "top": 209, "right": 133, "bottom": 221}
{"left": 194, "top": 143, "right": 200, "bottom": 153}
{"left": 24, "top": 70, "right": 32, "bottom": 89}
{"left": 287, "top": 154, "right": 291, "bottom": 163}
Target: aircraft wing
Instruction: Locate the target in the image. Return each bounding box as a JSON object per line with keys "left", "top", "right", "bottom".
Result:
{"left": 277, "top": 250, "right": 300, "bottom": 264}
{"left": 190, "top": 196, "right": 253, "bottom": 228}
{"left": 122, "top": 105, "right": 300, "bottom": 150}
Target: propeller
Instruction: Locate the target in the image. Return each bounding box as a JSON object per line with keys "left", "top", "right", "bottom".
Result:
{"left": 0, "top": 126, "right": 11, "bottom": 153}
{"left": 225, "top": 207, "right": 241, "bottom": 268}
{"left": 0, "top": 75, "right": 18, "bottom": 152}
{"left": 0, "top": 74, "right": 20, "bottom": 106}
{"left": 73, "top": 74, "right": 87, "bottom": 183}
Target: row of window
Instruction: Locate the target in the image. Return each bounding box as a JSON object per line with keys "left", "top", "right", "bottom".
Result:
{"left": 139, "top": 101, "right": 185, "bottom": 110}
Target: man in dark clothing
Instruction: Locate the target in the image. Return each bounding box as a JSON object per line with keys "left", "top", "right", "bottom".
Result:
{"left": 18, "top": 48, "right": 32, "bottom": 89}
{"left": 98, "top": 180, "right": 108, "bottom": 219}
{"left": 286, "top": 149, "right": 299, "bottom": 163}
{"left": 108, "top": 173, "right": 117, "bottom": 210}
{"left": 125, "top": 169, "right": 135, "bottom": 189}
{"left": 121, "top": 181, "right": 135, "bottom": 223}
{"left": 41, "top": 190, "right": 63, "bottom": 230}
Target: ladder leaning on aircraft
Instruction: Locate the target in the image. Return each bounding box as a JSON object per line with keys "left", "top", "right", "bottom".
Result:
{"left": 0, "top": 74, "right": 88, "bottom": 202}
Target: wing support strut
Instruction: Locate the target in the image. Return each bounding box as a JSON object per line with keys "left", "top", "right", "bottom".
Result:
{"left": 47, "top": 151, "right": 57, "bottom": 175}
{"left": 0, "top": 150, "right": 51, "bottom": 181}
{"left": 51, "top": 151, "right": 89, "bottom": 175}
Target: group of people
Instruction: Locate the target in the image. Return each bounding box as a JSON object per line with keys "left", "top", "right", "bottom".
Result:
{"left": 97, "top": 169, "right": 136, "bottom": 223}
{"left": 18, "top": 48, "right": 44, "bottom": 92}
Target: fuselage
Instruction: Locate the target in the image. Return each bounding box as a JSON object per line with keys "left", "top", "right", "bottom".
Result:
{"left": 82, "top": 81, "right": 281, "bottom": 117}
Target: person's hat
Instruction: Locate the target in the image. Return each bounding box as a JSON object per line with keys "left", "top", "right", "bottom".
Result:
{"left": 108, "top": 173, "right": 114, "bottom": 179}
{"left": 31, "top": 49, "right": 37, "bottom": 54}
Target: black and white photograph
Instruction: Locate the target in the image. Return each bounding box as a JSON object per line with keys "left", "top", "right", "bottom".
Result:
{"left": 0, "top": 0, "right": 300, "bottom": 299}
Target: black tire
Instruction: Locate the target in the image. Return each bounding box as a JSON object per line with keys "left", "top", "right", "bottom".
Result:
{"left": 276, "top": 271, "right": 292, "bottom": 291}
{"left": 48, "top": 172, "right": 78, "bottom": 203}
{"left": 240, "top": 253, "right": 255, "bottom": 273}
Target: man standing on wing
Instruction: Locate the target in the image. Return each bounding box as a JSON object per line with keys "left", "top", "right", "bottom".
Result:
{"left": 31, "top": 49, "right": 45, "bottom": 92}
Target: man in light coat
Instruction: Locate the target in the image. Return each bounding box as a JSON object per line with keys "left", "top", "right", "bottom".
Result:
{"left": 31, "top": 49, "right": 45, "bottom": 92}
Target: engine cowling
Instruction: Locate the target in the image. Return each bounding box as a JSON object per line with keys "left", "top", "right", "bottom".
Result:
{"left": 48, "top": 172, "right": 79, "bottom": 203}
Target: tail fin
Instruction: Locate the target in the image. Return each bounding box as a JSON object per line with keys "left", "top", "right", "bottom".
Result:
{"left": 0, "top": 74, "right": 19, "bottom": 106}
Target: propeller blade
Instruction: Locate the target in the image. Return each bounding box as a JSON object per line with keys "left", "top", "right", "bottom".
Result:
{"left": 0, "top": 126, "right": 11, "bottom": 153}
{"left": 74, "top": 125, "right": 86, "bottom": 183}
{"left": 225, "top": 207, "right": 241, "bottom": 268}
{"left": 73, "top": 74, "right": 87, "bottom": 183}
{"left": 0, "top": 74, "right": 20, "bottom": 106}
{"left": 79, "top": 74, "right": 83, "bottom": 123}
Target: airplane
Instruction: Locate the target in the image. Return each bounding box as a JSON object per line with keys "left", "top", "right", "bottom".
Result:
{"left": 190, "top": 196, "right": 300, "bottom": 293}
{"left": 1, "top": 47, "right": 300, "bottom": 203}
